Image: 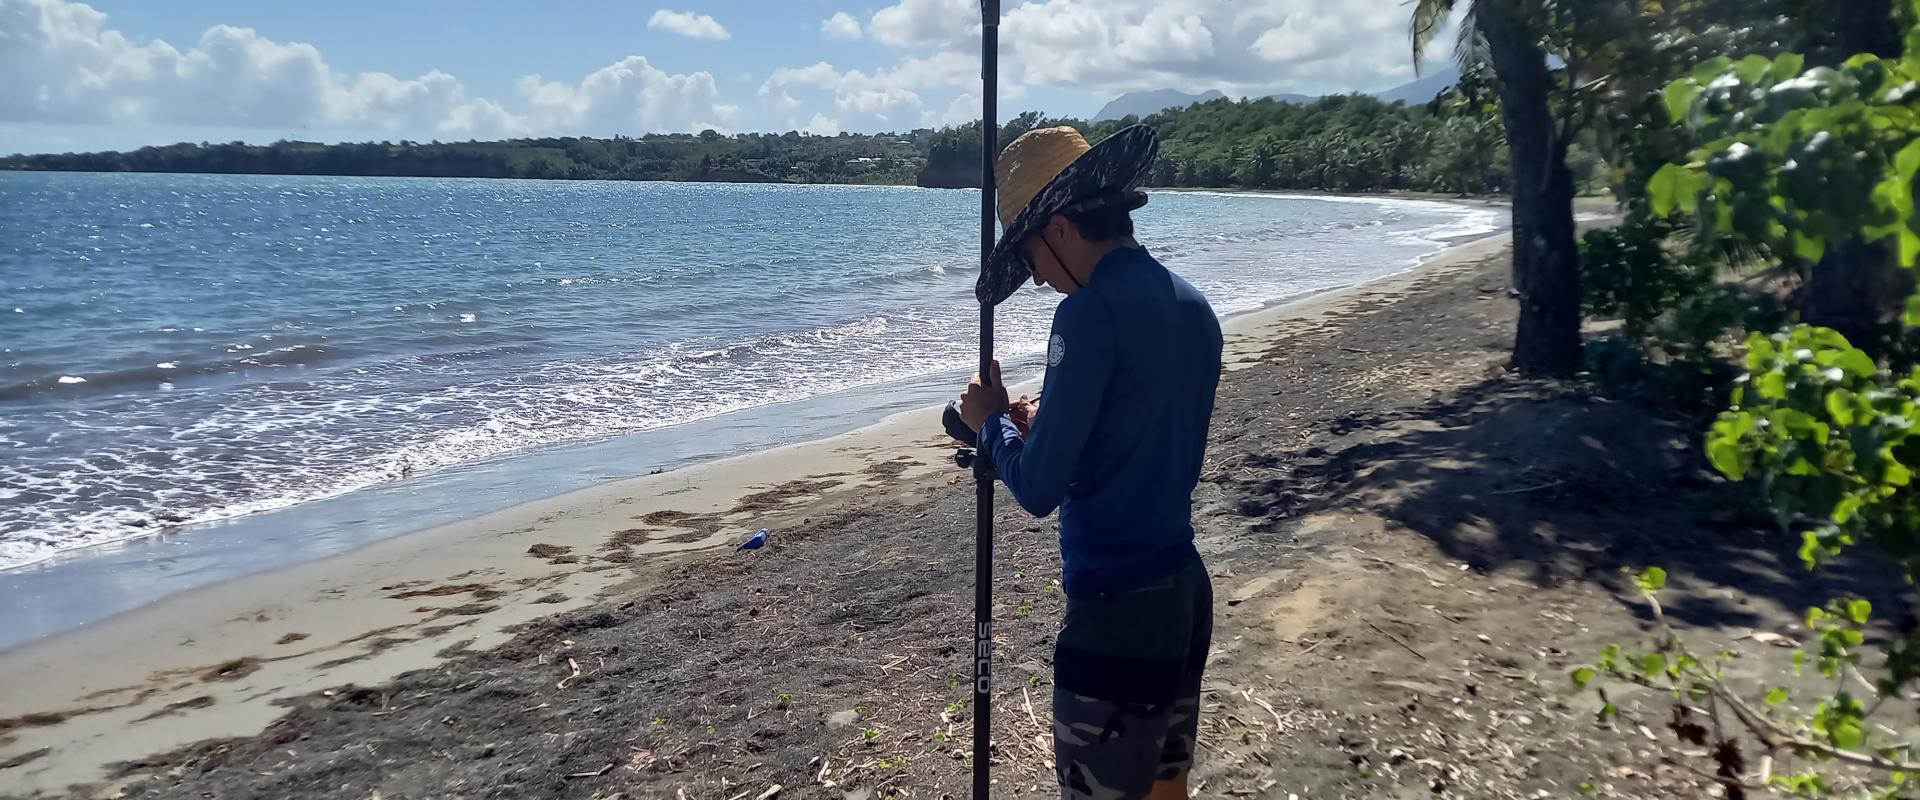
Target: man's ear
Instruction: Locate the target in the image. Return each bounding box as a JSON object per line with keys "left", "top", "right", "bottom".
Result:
{"left": 1046, "top": 213, "right": 1073, "bottom": 242}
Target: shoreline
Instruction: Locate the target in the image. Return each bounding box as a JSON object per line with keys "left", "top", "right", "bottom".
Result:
{"left": 17, "top": 223, "right": 1748, "bottom": 800}
{"left": 0, "top": 191, "right": 1510, "bottom": 643}
{"left": 0, "top": 229, "right": 1510, "bottom": 796}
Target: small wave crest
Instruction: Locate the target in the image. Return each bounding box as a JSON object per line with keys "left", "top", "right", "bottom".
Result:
{"left": 848, "top": 262, "right": 961, "bottom": 291}
{"left": 0, "top": 343, "right": 344, "bottom": 402}
{"left": 0, "top": 310, "right": 1023, "bottom": 570}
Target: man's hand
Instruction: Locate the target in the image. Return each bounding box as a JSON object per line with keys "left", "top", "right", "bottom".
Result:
{"left": 1008, "top": 394, "right": 1036, "bottom": 436}
{"left": 958, "top": 360, "right": 1010, "bottom": 434}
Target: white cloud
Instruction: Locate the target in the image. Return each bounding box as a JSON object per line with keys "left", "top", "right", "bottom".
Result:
{"left": 0, "top": 0, "right": 514, "bottom": 135}
{"left": 647, "top": 9, "right": 730, "bottom": 40}
{"left": 518, "top": 56, "right": 739, "bottom": 135}
{"left": 759, "top": 51, "right": 976, "bottom": 131}
{"left": 850, "top": 0, "right": 1444, "bottom": 99}
{"left": 921, "top": 92, "right": 979, "bottom": 128}
{"left": 868, "top": 0, "right": 975, "bottom": 47}
{"left": 2, "top": 0, "right": 1457, "bottom": 143}
{"left": 750, "top": 0, "right": 1452, "bottom": 133}
{"left": 821, "top": 11, "right": 862, "bottom": 40}
{"left": 759, "top": 61, "right": 837, "bottom": 123}
{"left": 0, "top": 0, "right": 738, "bottom": 138}
{"left": 804, "top": 113, "right": 841, "bottom": 136}
{"left": 835, "top": 87, "right": 921, "bottom": 120}
{"left": 1117, "top": 7, "right": 1215, "bottom": 65}
{"left": 1251, "top": 16, "right": 1339, "bottom": 64}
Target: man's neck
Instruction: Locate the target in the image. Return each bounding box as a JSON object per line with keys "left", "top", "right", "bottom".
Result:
{"left": 1073, "top": 236, "right": 1140, "bottom": 284}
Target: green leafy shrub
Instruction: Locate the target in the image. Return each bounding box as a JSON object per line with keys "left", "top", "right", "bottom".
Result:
{"left": 1577, "top": 570, "right": 1918, "bottom": 797}
{"left": 1708, "top": 326, "right": 1920, "bottom": 578}
{"left": 1652, "top": 49, "right": 1920, "bottom": 273}
{"left": 1579, "top": 214, "right": 1711, "bottom": 341}
{"left": 1662, "top": 283, "right": 1789, "bottom": 364}
{"left": 1580, "top": 214, "right": 1784, "bottom": 415}
{"left": 1572, "top": 7, "right": 1920, "bottom": 793}
{"left": 1712, "top": 324, "right": 1920, "bottom": 579}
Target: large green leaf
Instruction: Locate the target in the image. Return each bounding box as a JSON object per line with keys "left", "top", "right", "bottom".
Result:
{"left": 1794, "top": 232, "right": 1827, "bottom": 262}
{"left": 1772, "top": 53, "right": 1807, "bottom": 84}
{"left": 1691, "top": 56, "right": 1734, "bottom": 85}
{"left": 1833, "top": 493, "right": 1863, "bottom": 523}
{"left": 1649, "top": 163, "right": 1699, "bottom": 217}
{"left": 1830, "top": 348, "right": 1877, "bottom": 378}
{"left": 1664, "top": 80, "right": 1703, "bottom": 125}
{"left": 1758, "top": 369, "right": 1788, "bottom": 399}
{"left": 1871, "top": 176, "right": 1913, "bottom": 231}
{"left": 1636, "top": 566, "right": 1668, "bottom": 592}
{"left": 1709, "top": 439, "right": 1747, "bottom": 480}
{"left": 1897, "top": 139, "right": 1920, "bottom": 183}
{"left": 1804, "top": 327, "right": 1854, "bottom": 351}
{"left": 1833, "top": 720, "right": 1865, "bottom": 750}
{"left": 1827, "top": 388, "right": 1858, "bottom": 425}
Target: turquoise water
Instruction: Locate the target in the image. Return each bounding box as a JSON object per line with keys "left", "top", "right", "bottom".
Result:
{"left": 0, "top": 173, "right": 1499, "bottom": 573}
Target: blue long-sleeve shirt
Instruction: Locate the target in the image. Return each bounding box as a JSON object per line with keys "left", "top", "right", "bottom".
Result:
{"left": 979, "top": 246, "right": 1222, "bottom": 598}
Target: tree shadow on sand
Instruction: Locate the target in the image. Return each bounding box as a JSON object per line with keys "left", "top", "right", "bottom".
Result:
{"left": 1224, "top": 378, "right": 1907, "bottom": 630}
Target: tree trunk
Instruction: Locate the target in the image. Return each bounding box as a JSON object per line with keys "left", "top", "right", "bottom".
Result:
{"left": 1828, "top": 0, "right": 1900, "bottom": 60}
{"left": 1802, "top": 238, "right": 1911, "bottom": 352}
{"left": 1479, "top": 4, "right": 1582, "bottom": 375}
{"left": 1799, "top": 0, "right": 1906, "bottom": 353}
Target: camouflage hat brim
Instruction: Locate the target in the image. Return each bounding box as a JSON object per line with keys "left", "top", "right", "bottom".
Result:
{"left": 976, "top": 124, "right": 1159, "bottom": 306}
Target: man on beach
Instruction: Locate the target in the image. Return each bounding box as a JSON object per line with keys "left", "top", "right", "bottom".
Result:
{"left": 957, "top": 125, "right": 1224, "bottom": 800}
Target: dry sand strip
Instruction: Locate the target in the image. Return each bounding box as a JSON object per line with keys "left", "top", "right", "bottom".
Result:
{"left": 0, "top": 231, "right": 1545, "bottom": 799}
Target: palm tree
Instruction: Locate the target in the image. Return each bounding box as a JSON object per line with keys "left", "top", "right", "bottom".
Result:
{"left": 1412, "top": 0, "right": 1582, "bottom": 374}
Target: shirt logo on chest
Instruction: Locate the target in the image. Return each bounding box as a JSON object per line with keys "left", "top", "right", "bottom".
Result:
{"left": 1047, "top": 333, "right": 1066, "bottom": 367}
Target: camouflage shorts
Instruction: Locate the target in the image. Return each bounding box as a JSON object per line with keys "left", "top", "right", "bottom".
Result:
{"left": 1053, "top": 556, "right": 1213, "bottom": 799}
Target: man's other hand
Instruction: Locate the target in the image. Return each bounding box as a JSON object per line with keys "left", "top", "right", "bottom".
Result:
{"left": 1008, "top": 394, "right": 1036, "bottom": 436}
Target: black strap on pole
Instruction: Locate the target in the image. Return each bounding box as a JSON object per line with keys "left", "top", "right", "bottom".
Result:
{"left": 973, "top": 2, "right": 999, "bottom": 799}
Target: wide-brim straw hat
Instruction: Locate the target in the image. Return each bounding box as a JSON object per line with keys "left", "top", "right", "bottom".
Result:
{"left": 977, "top": 124, "right": 1158, "bottom": 306}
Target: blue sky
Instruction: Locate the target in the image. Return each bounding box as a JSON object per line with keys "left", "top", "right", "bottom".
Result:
{"left": 0, "top": 0, "right": 1453, "bottom": 155}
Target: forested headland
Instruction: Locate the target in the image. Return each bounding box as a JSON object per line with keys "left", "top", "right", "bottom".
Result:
{"left": 0, "top": 91, "right": 1548, "bottom": 195}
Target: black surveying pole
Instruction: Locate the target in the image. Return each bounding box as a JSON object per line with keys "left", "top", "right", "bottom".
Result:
{"left": 972, "top": 2, "right": 999, "bottom": 799}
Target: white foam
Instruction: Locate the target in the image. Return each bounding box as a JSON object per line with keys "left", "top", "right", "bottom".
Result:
{"left": 1399, "top": 206, "right": 1505, "bottom": 244}
{"left": 56, "top": 376, "right": 86, "bottom": 384}
{"left": 156, "top": 362, "right": 178, "bottom": 369}
{"left": 0, "top": 191, "right": 1506, "bottom": 572}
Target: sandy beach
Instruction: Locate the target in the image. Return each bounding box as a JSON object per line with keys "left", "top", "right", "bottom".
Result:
{"left": 5, "top": 211, "right": 1838, "bottom": 800}
{"left": 0, "top": 375, "right": 965, "bottom": 794}
{"left": 0, "top": 228, "right": 1499, "bottom": 796}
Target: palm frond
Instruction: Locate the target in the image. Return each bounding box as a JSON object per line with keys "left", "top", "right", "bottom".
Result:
{"left": 1452, "top": 3, "right": 1490, "bottom": 74}
{"left": 1409, "top": 0, "right": 1462, "bottom": 72}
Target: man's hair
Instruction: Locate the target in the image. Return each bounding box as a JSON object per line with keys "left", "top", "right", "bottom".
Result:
{"left": 1063, "top": 204, "right": 1135, "bottom": 242}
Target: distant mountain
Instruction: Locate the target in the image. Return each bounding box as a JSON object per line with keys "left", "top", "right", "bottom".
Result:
{"left": 1373, "top": 68, "right": 1462, "bottom": 105}
{"left": 1267, "top": 67, "right": 1464, "bottom": 106}
{"left": 1093, "top": 89, "right": 1228, "bottom": 122}
{"left": 1098, "top": 67, "right": 1463, "bottom": 120}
